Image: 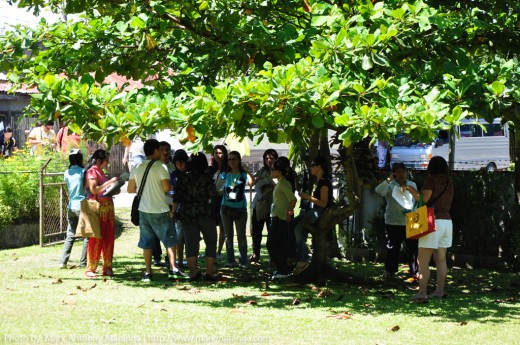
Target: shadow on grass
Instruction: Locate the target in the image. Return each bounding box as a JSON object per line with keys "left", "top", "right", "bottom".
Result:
{"left": 105, "top": 255, "right": 520, "bottom": 324}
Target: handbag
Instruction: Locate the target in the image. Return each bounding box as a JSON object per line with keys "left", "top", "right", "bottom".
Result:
{"left": 131, "top": 160, "right": 157, "bottom": 226}
{"left": 405, "top": 181, "right": 449, "bottom": 239}
{"left": 76, "top": 199, "right": 101, "bottom": 238}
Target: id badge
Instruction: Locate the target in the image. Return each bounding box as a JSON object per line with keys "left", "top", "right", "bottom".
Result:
{"left": 229, "top": 191, "right": 237, "bottom": 200}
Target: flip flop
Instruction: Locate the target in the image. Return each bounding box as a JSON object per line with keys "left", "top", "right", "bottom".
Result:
{"left": 410, "top": 295, "right": 428, "bottom": 304}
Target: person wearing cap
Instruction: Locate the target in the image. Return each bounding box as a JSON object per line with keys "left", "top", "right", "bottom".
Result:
{"left": 27, "top": 120, "right": 57, "bottom": 155}
{"left": 1, "top": 126, "right": 18, "bottom": 158}
{"left": 59, "top": 149, "right": 89, "bottom": 268}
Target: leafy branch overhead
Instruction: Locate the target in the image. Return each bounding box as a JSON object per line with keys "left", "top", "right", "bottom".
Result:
{"left": 0, "top": 0, "right": 518, "bottom": 150}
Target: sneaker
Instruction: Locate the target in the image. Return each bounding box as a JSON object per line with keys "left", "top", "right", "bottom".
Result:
{"left": 141, "top": 273, "right": 153, "bottom": 282}
{"left": 153, "top": 260, "right": 164, "bottom": 267}
{"left": 84, "top": 271, "right": 96, "bottom": 278}
{"left": 204, "top": 274, "right": 218, "bottom": 282}
{"left": 168, "top": 269, "right": 188, "bottom": 279}
{"left": 59, "top": 263, "right": 67, "bottom": 269}
{"left": 271, "top": 272, "right": 290, "bottom": 280}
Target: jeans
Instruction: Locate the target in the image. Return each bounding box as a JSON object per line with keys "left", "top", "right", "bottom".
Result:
{"left": 220, "top": 206, "right": 248, "bottom": 266}
{"left": 293, "top": 208, "right": 324, "bottom": 262}
{"left": 59, "top": 209, "right": 88, "bottom": 266}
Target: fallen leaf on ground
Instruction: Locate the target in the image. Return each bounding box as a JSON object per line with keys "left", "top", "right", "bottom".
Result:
{"left": 363, "top": 303, "right": 375, "bottom": 308}
{"left": 260, "top": 292, "right": 270, "bottom": 297}
{"left": 231, "top": 309, "right": 247, "bottom": 314}
{"left": 317, "top": 289, "right": 332, "bottom": 298}
{"left": 327, "top": 312, "right": 352, "bottom": 320}
{"left": 189, "top": 288, "right": 200, "bottom": 295}
{"left": 291, "top": 298, "right": 301, "bottom": 306}
{"left": 136, "top": 304, "right": 145, "bottom": 308}
{"left": 177, "top": 286, "right": 189, "bottom": 291}
{"left": 12, "top": 257, "right": 18, "bottom": 261}
{"left": 245, "top": 300, "right": 257, "bottom": 305}
{"left": 494, "top": 297, "right": 516, "bottom": 304}
{"left": 100, "top": 318, "right": 115, "bottom": 324}
{"left": 66, "top": 291, "right": 77, "bottom": 296}
{"left": 458, "top": 321, "right": 468, "bottom": 326}
{"left": 52, "top": 279, "right": 63, "bottom": 285}
{"left": 68, "top": 264, "right": 77, "bottom": 269}
{"left": 387, "top": 325, "right": 400, "bottom": 332}
{"left": 311, "top": 286, "right": 320, "bottom": 291}
{"left": 160, "top": 308, "right": 168, "bottom": 312}
{"left": 32, "top": 285, "right": 39, "bottom": 288}
{"left": 62, "top": 300, "right": 77, "bottom": 305}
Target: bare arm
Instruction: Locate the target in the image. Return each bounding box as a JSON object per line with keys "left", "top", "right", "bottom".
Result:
{"left": 162, "top": 179, "right": 171, "bottom": 193}
{"left": 299, "top": 185, "right": 329, "bottom": 208}
{"left": 88, "top": 176, "right": 118, "bottom": 195}
{"left": 405, "top": 185, "right": 432, "bottom": 203}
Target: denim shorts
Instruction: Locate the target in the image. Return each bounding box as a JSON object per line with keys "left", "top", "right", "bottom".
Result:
{"left": 138, "top": 211, "right": 177, "bottom": 249}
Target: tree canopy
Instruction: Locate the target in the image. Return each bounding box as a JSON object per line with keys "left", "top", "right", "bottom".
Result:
{"left": 1, "top": 0, "right": 519, "bottom": 151}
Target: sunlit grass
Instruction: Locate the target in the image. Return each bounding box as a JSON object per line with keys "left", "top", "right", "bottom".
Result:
{"left": 0, "top": 207, "right": 519, "bottom": 345}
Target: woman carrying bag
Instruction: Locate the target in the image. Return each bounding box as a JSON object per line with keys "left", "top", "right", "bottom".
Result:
{"left": 406, "top": 156, "right": 454, "bottom": 302}
{"left": 84, "top": 150, "right": 120, "bottom": 278}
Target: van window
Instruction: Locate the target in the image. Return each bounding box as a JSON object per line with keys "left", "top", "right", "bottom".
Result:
{"left": 459, "top": 124, "right": 482, "bottom": 138}
{"left": 483, "top": 123, "right": 504, "bottom": 137}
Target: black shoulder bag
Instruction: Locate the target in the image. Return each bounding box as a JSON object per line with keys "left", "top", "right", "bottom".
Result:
{"left": 131, "top": 160, "right": 157, "bottom": 226}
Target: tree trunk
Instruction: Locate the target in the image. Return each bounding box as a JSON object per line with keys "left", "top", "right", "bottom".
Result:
{"left": 292, "top": 146, "right": 362, "bottom": 284}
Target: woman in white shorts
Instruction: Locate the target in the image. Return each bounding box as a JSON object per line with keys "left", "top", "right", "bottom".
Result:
{"left": 405, "top": 156, "right": 454, "bottom": 301}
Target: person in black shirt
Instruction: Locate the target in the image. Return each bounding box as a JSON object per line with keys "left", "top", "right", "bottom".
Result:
{"left": 1, "top": 126, "right": 17, "bottom": 158}
{"left": 293, "top": 156, "right": 333, "bottom": 271}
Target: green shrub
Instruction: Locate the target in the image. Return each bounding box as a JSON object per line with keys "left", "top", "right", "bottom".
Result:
{"left": 0, "top": 151, "right": 67, "bottom": 232}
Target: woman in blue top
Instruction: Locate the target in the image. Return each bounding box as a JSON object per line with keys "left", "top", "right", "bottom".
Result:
{"left": 59, "top": 149, "right": 88, "bottom": 268}
{"left": 220, "top": 151, "right": 253, "bottom": 268}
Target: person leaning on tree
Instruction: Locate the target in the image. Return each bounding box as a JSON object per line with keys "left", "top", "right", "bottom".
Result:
{"left": 291, "top": 156, "right": 334, "bottom": 272}
{"left": 127, "top": 139, "right": 187, "bottom": 282}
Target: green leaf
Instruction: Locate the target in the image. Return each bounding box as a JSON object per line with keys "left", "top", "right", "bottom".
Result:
{"left": 130, "top": 17, "right": 146, "bottom": 29}
{"left": 199, "top": 1, "right": 209, "bottom": 11}
{"left": 491, "top": 81, "right": 505, "bottom": 96}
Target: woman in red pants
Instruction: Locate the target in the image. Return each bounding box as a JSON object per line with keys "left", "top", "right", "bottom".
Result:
{"left": 84, "top": 149, "right": 119, "bottom": 278}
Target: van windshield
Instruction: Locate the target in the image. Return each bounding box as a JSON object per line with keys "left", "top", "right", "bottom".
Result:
{"left": 393, "top": 130, "right": 449, "bottom": 147}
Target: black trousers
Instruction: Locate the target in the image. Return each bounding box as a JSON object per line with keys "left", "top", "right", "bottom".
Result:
{"left": 250, "top": 208, "right": 270, "bottom": 258}
{"left": 384, "top": 224, "right": 418, "bottom": 276}
{"left": 267, "top": 217, "right": 290, "bottom": 274}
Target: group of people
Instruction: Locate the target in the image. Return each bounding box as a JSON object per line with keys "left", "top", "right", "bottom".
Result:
{"left": 59, "top": 135, "right": 454, "bottom": 297}
{"left": 376, "top": 156, "right": 454, "bottom": 302}
{"left": 126, "top": 139, "right": 334, "bottom": 281}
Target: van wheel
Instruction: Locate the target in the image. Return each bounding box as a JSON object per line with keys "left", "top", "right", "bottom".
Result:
{"left": 485, "top": 163, "right": 497, "bottom": 173}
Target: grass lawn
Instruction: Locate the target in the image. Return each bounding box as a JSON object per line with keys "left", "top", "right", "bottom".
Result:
{"left": 1, "top": 207, "right": 519, "bottom": 345}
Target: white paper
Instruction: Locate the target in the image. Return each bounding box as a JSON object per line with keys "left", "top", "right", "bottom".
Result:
{"left": 392, "top": 186, "right": 414, "bottom": 210}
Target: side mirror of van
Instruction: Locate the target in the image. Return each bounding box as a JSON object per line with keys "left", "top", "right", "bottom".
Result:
{"left": 434, "top": 139, "right": 443, "bottom": 148}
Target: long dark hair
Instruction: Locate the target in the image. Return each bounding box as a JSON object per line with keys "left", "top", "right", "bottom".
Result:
{"left": 227, "top": 151, "right": 245, "bottom": 173}
{"left": 86, "top": 149, "right": 109, "bottom": 172}
{"left": 188, "top": 152, "right": 209, "bottom": 174}
{"left": 210, "top": 144, "right": 228, "bottom": 172}
{"left": 273, "top": 157, "right": 296, "bottom": 192}
{"left": 68, "top": 149, "right": 84, "bottom": 169}
{"left": 262, "top": 149, "right": 278, "bottom": 170}
{"left": 311, "top": 156, "right": 331, "bottom": 179}
{"left": 427, "top": 156, "right": 449, "bottom": 175}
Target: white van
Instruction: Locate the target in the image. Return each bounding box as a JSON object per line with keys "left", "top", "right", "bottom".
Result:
{"left": 390, "top": 118, "right": 510, "bottom": 171}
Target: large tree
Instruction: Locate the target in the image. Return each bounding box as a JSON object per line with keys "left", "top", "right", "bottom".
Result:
{"left": 1, "top": 0, "right": 519, "bottom": 282}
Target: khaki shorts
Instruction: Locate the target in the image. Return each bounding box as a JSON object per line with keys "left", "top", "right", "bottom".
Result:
{"left": 418, "top": 219, "right": 453, "bottom": 249}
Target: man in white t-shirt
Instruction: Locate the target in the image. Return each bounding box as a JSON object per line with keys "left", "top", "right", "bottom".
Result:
{"left": 27, "top": 120, "right": 57, "bottom": 155}
{"left": 127, "top": 139, "right": 187, "bottom": 281}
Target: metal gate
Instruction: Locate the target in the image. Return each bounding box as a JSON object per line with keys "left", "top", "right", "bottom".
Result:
{"left": 39, "top": 159, "right": 68, "bottom": 246}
